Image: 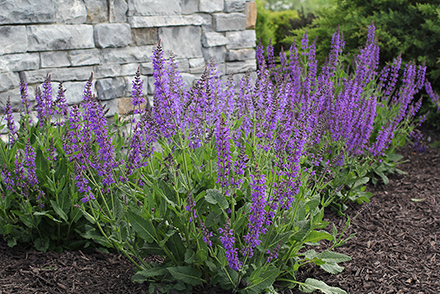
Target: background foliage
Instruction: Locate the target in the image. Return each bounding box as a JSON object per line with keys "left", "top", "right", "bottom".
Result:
{"left": 285, "top": 0, "right": 440, "bottom": 127}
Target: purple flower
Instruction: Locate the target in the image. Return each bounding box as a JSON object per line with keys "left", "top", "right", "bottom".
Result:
{"left": 199, "top": 220, "right": 213, "bottom": 247}
{"left": 266, "top": 242, "right": 281, "bottom": 263}
{"left": 19, "top": 73, "right": 31, "bottom": 119}
{"left": 14, "top": 152, "right": 26, "bottom": 188}
{"left": 1, "top": 165, "right": 15, "bottom": 193}
{"left": 219, "top": 219, "right": 241, "bottom": 271}
{"left": 24, "top": 142, "right": 38, "bottom": 186}
{"left": 74, "top": 161, "right": 94, "bottom": 203}
{"left": 243, "top": 170, "right": 268, "bottom": 257}
{"left": 53, "top": 81, "right": 68, "bottom": 121}
{"left": 3, "top": 97, "right": 17, "bottom": 145}
{"left": 215, "top": 116, "right": 232, "bottom": 189}
{"left": 35, "top": 74, "right": 53, "bottom": 127}
{"left": 132, "top": 66, "right": 145, "bottom": 113}
{"left": 425, "top": 80, "right": 440, "bottom": 111}
{"left": 126, "top": 116, "right": 156, "bottom": 175}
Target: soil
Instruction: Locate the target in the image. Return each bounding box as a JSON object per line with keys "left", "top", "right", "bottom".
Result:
{"left": 1, "top": 128, "right": 439, "bottom": 294}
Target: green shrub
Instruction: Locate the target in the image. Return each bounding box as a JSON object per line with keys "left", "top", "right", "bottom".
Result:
{"left": 256, "top": 1, "right": 300, "bottom": 58}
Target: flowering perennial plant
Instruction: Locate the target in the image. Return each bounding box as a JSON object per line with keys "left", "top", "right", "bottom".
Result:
{"left": 0, "top": 23, "right": 436, "bottom": 293}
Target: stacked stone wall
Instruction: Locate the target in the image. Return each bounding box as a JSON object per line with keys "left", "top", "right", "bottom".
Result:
{"left": 0, "top": 0, "right": 257, "bottom": 125}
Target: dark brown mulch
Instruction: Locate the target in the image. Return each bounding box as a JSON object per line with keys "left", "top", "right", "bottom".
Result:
{"left": 294, "top": 128, "right": 440, "bottom": 294}
{"left": 1, "top": 128, "right": 439, "bottom": 294}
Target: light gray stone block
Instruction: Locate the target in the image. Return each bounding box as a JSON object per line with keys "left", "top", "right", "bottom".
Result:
{"left": 84, "top": 0, "right": 108, "bottom": 23}
{"left": 214, "top": 13, "right": 246, "bottom": 31}
{"left": 180, "top": 73, "right": 196, "bottom": 89}
{"left": 0, "top": 72, "right": 19, "bottom": 92}
{"left": 0, "top": 0, "right": 56, "bottom": 24}
{"left": 27, "top": 25, "right": 94, "bottom": 51}
{"left": 55, "top": 0, "right": 87, "bottom": 24}
{"left": 70, "top": 49, "right": 101, "bottom": 66}
{"left": 0, "top": 26, "right": 28, "bottom": 55}
{"left": 121, "top": 63, "right": 141, "bottom": 76}
{"left": 102, "top": 46, "right": 154, "bottom": 64}
{"left": 0, "top": 86, "right": 35, "bottom": 108}
{"left": 24, "top": 67, "right": 94, "bottom": 84}
{"left": 94, "top": 64, "right": 122, "bottom": 79}
{"left": 202, "top": 32, "right": 228, "bottom": 47}
{"left": 101, "top": 99, "right": 119, "bottom": 117}
{"left": 131, "top": 28, "right": 158, "bottom": 46}
{"left": 199, "top": 0, "right": 224, "bottom": 12}
{"left": 146, "top": 76, "right": 155, "bottom": 95}
{"left": 182, "top": 0, "right": 199, "bottom": 14}
{"left": 141, "top": 62, "right": 154, "bottom": 75}
{"left": 217, "top": 63, "right": 226, "bottom": 75}
{"left": 202, "top": 46, "right": 226, "bottom": 65}
{"left": 159, "top": 26, "right": 203, "bottom": 59}
{"left": 226, "top": 30, "right": 256, "bottom": 49}
{"left": 96, "top": 78, "right": 125, "bottom": 100}
{"left": 226, "top": 60, "right": 257, "bottom": 74}
{"left": 128, "top": 15, "right": 208, "bottom": 28}
{"left": 190, "top": 66, "right": 205, "bottom": 74}
{"left": 227, "top": 49, "right": 256, "bottom": 61}
{"left": 128, "top": 0, "right": 181, "bottom": 16}
{"left": 63, "top": 81, "right": 90, "bottom": 104}
{"left": 176, "top": 59, "right": 190, "bottom": 73}
{"left": 0, "top": 53, "right": 40, "bottom": 73}
{"left": 199, "top": 14, "right": 213, "bottom": 32}
{"left": 189, "top": 58, "right": 205, "bottom": 68}
{"left": 109, "top": 0, "right": 128, "bottom": 23}
{"left": 94, "top": 23, "right": 132, "bottom": 48}
{"left": 225, "top": 0, "right": 246, "bottom": 12}
{"left": 41, "top": 51, "right": 71, "bottom": 68}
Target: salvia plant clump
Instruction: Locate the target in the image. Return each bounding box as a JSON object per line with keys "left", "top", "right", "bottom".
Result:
{"left": 0, "top": 23, "right": 435, "bottom": 293}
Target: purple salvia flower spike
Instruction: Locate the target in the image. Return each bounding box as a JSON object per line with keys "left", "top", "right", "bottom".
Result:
{"left": 3, "top": 97, "right": 17, "bottom": 145}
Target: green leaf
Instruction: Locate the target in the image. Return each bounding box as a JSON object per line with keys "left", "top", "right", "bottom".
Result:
{"left": 139, "top": 242, "right": 166, "bottom": 256}
{"left": 320, "top": 262, "right": 345, "bottom": 274}
{"left": 332, "top": 224, "right": 337, "bottom": 239}
{"left": 351, "top": 177, "right": 370, "bottom": 189}
{"left": 113, "top": 191, "right": 124, "bottom": 220}
{"left": 291, "top": 220, "right": 310, "bottom": 242}
{"left": 33, "top": 211, "right": 63, "bottom": 223}
{"left": 50, "top": 200, "right": 68, "bottom": 222}
{"left": 306, "top": 193, "right": 320, "bottom": 212}
{"left": 132, "top": 267, "right": 167, "bottom": 283}
{"left": 79, "top": 209, "right": 96, "bottom": 224}
{"left": 387, "top": 153, "right": 403, "bottom": 162}
{"left": 185, "top": 248, "right": 196, "bottom": 264}
{"left": 159, "top": 179, "right": 176, "bottom": 203}
{"left": 303, "top": 230, "right": 334, "bottom": 243}
{"left": 165, "top": 232, "right": 186, "bottom": 262}
{"left": 7, "top": 237, "right": 17, "bottom": 248}
{"left": 316, "top": 251, "right": 351, "bottom": 263}
{"left": 167, "top": 266, "right": 203, "bottom": 285}
{"left": 375, "top": 170, "right": 389, "bottom": 185}
{"left": 243, "top": 267, "right": 279, "bottom": 294}
{"left": 127, "top": 211, "right": 156, "bottom": 243}
{"left": 196, "top": 248, "right": 208, "bottom": 262}
{"left": 34, "top": 237, "right": 50, "bottom": 252}
{"left": 218, "top": 267, "right": 239, "bottom": 290}
{"left": 299, "top": 278, "right": 347, "bottom": 294}
{"left": 206, "top": 260, "right": 218, "bottom": 273}
{"left": 205, "top": 189, "right": 228, "bottom": 210}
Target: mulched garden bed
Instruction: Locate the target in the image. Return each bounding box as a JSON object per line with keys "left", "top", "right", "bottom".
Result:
{"left": 1, "top": 128, "right": 439, "bottom": 294}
